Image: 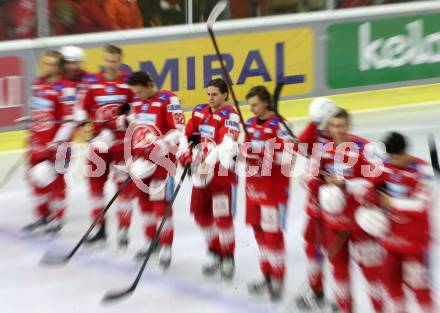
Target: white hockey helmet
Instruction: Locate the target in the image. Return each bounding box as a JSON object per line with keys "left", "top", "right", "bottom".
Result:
{"left": 355, "top": 206, "right": 390, "bottom": 238}
{"left": 60, "top": 45, "right": 85, "bottom": 62}
{"left": 319, "top": 184, "right": 346, "bottom": 214}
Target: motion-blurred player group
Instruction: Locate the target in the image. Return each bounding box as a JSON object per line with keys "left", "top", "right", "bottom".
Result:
{"left": 21, "top": 44, "right": 437, "bottom": 313}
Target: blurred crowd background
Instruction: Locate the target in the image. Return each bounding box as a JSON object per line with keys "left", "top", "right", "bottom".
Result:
{"left": 0, "top": 0, "right": 423, "bottom": 41}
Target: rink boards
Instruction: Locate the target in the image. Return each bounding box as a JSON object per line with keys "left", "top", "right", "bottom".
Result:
{"left": 1, "top": 82, "right": 439, "bottom": 152}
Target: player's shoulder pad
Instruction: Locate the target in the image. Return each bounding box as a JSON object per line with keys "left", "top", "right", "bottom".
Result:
{"left": 53, "top": 81, "right": 67, "bottom": 91}
{"left": 218, "top": 106, "right": 233, "bottom": 118}
{"left": 161, "top": 90, "right": 181, "bottom": 111}
{"left": 117, "top": 71, "right": 132, "bottom": 83}
{"left": 351, "top": 135, "right": 368, "bottom": 149}
{"left": 157, "top": 91, "right": 172, "bottom": 103}
{"left": 268, "top": 115, "right": 282, "bottom": 129}
{"left": 246, "top": 117, "right": 256, "bottom": 126}
{"left": 84, "top": 73, "right": 99, "bottom": 84}
{"left": 194, "top": 103, "right": 208, "bottom": 112}
{"left": 408, "top": 157, "right": 430, "bottom": 171}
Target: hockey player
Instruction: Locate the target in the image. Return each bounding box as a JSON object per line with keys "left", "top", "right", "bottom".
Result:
{"left": 357, "top": 132, "right": 436, "bottom": 313}
{"left": 126, "top": 71, "right": 185, "bottom": 269}
{"left": 59, "top": 45, "right": 87, "bottom": 88}
{"left": 243, "top": 86, "right": 293, "bottom": 300}
{"left": 178, "top": 78, "right": 240, "bottom": 280}
{"left": 78, "top": 44, "right": 135, "bottom": 246}
{"left": 295, "top": 97, "right": 337, "bottom": 309}
{"left": 22, "top": 50, "right": 77, "bottom": 235}
{"left": 314, "top": 108, "right": 384, "bottom": 313}
{"left": 59, "top": 45, "right": 93, "bottom": 102}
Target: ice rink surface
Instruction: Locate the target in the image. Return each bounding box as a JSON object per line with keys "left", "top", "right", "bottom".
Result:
{"left": 0, "top": 103, "right": 439, "bottom": 313}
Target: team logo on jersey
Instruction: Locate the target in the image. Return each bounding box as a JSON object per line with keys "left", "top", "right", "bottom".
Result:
{"left": 31, "top": 110, "right": 54, "bottom": 132}
{"left": 105, "top": 86, "right": 116, "bottom": 94}
{"left": 96, "top": 104, "right": 119, "bottom": 120}
{"left": 142, "top": 103, "right": 149, "bottom": 112}
{"left": 254, "top": 130, "right": 261, "bottom": 139}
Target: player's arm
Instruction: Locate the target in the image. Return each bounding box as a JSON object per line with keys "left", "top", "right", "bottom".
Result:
{"left": 52, "top": 85, "right": 78, "bottom": 143}
{"left": 273, "top": 119, "right": 299, "bottom": 165}
{"left": 150, "top": 95, "right": 187, "bottom": 159}
{"left": 205, "top": 111, "right": 240, "bottom": 170}
{"left": 388, "top": 164, "right": 434, "bottom": 216}
{"left": 176, "top": 106, "right": 204, "bottom": 165}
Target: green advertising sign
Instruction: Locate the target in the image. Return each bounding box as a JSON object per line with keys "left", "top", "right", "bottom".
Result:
{"left": 327, "top": 13, "right": 440, "bottom": 89}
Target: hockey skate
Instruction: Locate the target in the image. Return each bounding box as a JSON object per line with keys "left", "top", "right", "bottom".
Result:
{"left": 248, "top": 276, "right": 270, "bottom": 295}
{"left": 268, "top": 278, "right": 284, "bottom": 301}
{"left": 220, "top": 256, "right": 235, "bottom": 280}
{"left": 44, "top": 219, "right": 63, "bottom": 236}
{"left": 21, "top": 217, "right": 49, "bottom": 235}
{"left": 202, "top": 252, "right": 222, "bottom": 276}
{"left": 84, "top": 222, "right": 107, "bottom": 245}
{"left": 134, "top": 241, "right": 160, "bottom": 261}
{"left": 295, "top": 287, "right": 327, "bottom": 311}
{"left": 330, "top": 303, "right": 341, "bottom": 313}
{"left": 117, "top": 228, "right": 129, "bottom": 249}
{"left": 158, "top": 246, "right": 172, "bottom": 270}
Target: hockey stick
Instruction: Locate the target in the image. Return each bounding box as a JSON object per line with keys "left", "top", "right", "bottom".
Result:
{"left": 207, "top": 0, "right": 250, "bottom": 140}
{"left": 272, "top": 83, "right": 349, "bottom": 276}
{"left": 101, "top": 164, "right": 190, "bottom": 303}
{"left": 39, "top": 175, "right": 132, "bottom": 265}
{"left": 15, "top": 116, "right": 107, "bottom": 124}
{"left": 428, "top": 133, "right": 440, "bottom": 174}
{"left": 0, "top": 152, "right": 27, "bottom": 191}
{"left": 272, "top": 82, "right": 297, "bottom": 140}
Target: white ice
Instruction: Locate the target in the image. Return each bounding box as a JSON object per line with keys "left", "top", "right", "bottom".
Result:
{"left": 0, "top": 103, "right": 439, "bottom": 313}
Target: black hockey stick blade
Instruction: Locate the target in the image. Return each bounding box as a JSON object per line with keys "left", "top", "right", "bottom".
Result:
{"left": 101, "top": 165, "right": 190, "bottom": 303}
{"left": 207, "top": 0, "right": 227, "bottom": 30}
{"left": 39, "top": 175, "right": 132, "bottom": 266}
{"left": 429, "top": 133, "right": 440, "bottom": 174}
{"left": 39, "top": 253, "right": 70, "bottom": 266}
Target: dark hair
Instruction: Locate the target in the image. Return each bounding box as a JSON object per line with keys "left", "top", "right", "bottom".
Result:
{"left": 246, "top": 85, "right": 272, "bottom": 108}
{"left": 44, "top": 50, "right": 65, "bottom": 67}
{"left": 384, "top": 132, "right": 406, "bottom": 154}
{"left": 332, "top": 107, "right": 351, "bottom": 123}
{"left": 128, "top": 71, "right": 154, "bottom": 87}
{"left": 207, "top": 78, "right": 228, "bottom": 100}
{"left": 104, "top": 44, "right": 123, "bottom": 56}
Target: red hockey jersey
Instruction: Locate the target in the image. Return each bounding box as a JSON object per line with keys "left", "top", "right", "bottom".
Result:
{"left": 130, "top": 90, "right": 185, "bottom": 178}
{"left": 370, "top": 157, "right": 434, "bottom": 254}
{"left": 184, "top": 103, "right": 240, "bottom": 185}
{"left": 298, "top": 122, "right": 333, "bottom": 218}
{"left": 81, "top": 71, "right": 133, "bottom": 150}
{"left": 244, "top": 114, "right": 293, "bottom": 205}
{"left": 28, "top": 77, "right": 76, "bottom": 160}
{"left": 319, "top": 134, "right": 370, "bottom": 231}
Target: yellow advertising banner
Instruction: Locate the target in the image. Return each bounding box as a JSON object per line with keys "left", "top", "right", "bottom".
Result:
{"left": 84, "top": 27, "right": 314, "bottom": 107}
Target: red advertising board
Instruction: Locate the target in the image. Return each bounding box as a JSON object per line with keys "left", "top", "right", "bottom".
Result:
{"left": 0, "top": 56, "right": 25, "bottom": 127}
